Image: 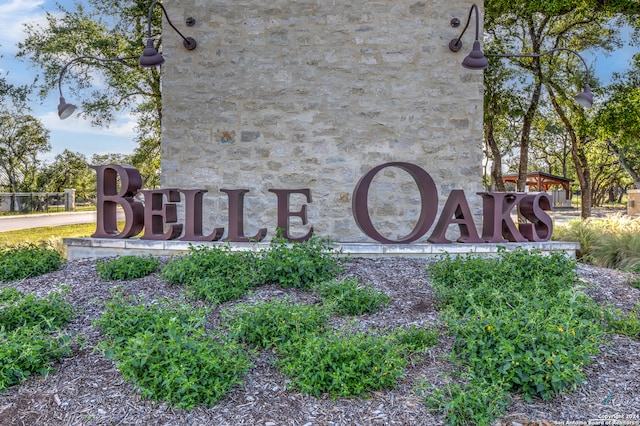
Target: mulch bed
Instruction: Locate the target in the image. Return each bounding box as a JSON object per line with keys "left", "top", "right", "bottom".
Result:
{"left": 0, "top": 257, "right": 638, "bottom": 426}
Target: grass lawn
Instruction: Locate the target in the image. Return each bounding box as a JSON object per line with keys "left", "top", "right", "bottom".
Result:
{"left": 0, "top": 223, "right": 97, "bottom": 248}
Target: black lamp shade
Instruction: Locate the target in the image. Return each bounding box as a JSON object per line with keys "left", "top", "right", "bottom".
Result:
{"left": 58, "top": 97, "right": 77, "bottom": 120}
{"left": 574, "top": 84, "right": 593, "bottom": 108}
{"left": 139, "top": 39, "right": 165, "bottom": 68}
{"left": 461, "top": 41, "right": 488, "bottom": 70}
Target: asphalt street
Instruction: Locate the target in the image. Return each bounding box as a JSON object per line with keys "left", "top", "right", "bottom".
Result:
{"left": 0, "top": 211, "right": 99, "bottom": 232}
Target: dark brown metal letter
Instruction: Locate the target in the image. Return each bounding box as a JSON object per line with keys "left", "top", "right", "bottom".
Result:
{"left": 352, "top": 162, "right": 438, "bottom": 244}
{"left": 220, "top": 189, "right": 267, "bottom": 242}
{"left": 478, "top": 192, "right": 528, "bottom": 243}
{"left": 91, "top": 164, "right": 144, "bottom": 238}
{"left": 268, "top": 189, "right": 314, "bottom": 242}
{"left": 140, "top": 189, "right": 183, "bottom": 240}
{"left": 179, "top": 189, "right": 224, "bottom": 241}
{"left": 518, "top": 192, "right": 553, "bottom": 242}
{"left": 428, "top": 190, "right": 482, "bottom": 243}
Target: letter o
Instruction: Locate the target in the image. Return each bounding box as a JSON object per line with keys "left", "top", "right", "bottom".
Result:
{"left": 352, "top": 162, "right": 438, "bottom": 243}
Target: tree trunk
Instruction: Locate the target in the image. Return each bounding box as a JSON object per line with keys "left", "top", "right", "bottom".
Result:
{"left": 547, "top": 84, "right": 591, "bottom": 218}
{"left": 484, "top": 106, "right": 506, "bottom": 191}
{"left": 517, "top": 17, "right": 546, "bottom": 193}
{"left": 517, "top": 80, "right": 542, "bottom": 192}
{"left": 607, "top": 140, "right": 640, "bottom": 189}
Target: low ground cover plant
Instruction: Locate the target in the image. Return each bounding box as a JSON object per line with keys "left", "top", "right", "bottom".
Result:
{"left": 96, "top": 255, "right": 159, "bottom": 281}
{"left": 604, "top": 303, "right": 640, "bottom": 339}
{"left": 0, "top": 243, "right": 64, "bottom": 282}
{"left": 224, "top": 299, "right": 437, "bottom": 398}
{"left": 0, "top": 287, "right": 74, "bottom": 390}
{"left": 259, "top": 237, "right": 343, "bottom": 289}
{"left": 426, "top": 249, "right": 606, "bottom": 426}
{"left": 314, "top": 277, "right": 391, "bottom": 315}
{"left": 224, "top": 299, "right": 332, "bottom": 348}
{"left": 388, "top": 325, "right": 439, "bottom": 355}
{"left": 421, "top": 376, "right": 512, "bottom": 426}
{"left": 93, "top": 237, "right": 438, "bottom": 407}
{"left": 277, "top": 329, "right": 408, "bottom": 397}
{"left": 94, "top": 291, "right": 252, "bottom": 409}
{"left": 162, "top": 245, "right": 262, "bottom": 303}
{"left": 161, "top": 237, "right": 343, "bottom": 303}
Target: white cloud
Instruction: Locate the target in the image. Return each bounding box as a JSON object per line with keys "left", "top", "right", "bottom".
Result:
{"left": 0, "top": 0, "right": 47, "bottom": 53}
{"left": 39, "top": 110, "right": 137, "bottom": 162}
{"left": 39, "top": 110, "right": 137, "bottom": 137}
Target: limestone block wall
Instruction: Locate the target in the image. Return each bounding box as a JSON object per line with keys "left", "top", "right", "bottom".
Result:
{"left": 160, "top": 0, "right": 485, "bottom": 243}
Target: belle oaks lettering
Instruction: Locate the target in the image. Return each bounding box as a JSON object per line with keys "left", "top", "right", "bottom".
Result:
{"left": 92, "top": 162, "right": 554, "bottom": 244}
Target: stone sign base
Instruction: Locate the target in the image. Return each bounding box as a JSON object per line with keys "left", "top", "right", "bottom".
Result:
{"left": 64, "top": 238, "right": 579, "bottom": 261}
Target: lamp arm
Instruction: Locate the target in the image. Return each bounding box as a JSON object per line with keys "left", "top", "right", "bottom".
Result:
{"left": 486, "top": 47, "right": 590, "bottom": 87}
{"left": 57, "top": 55, "right": 137, "bottom": 98}
{"left": 450, "top": 4, "right": 481, "bottom": 52}
{"left": 146, "top": 1, "right": 192, "bottom": 47}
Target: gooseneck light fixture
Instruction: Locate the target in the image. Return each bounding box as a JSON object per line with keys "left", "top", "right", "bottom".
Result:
{"left": 449, "top": 4, "right": 593, "bottom": 107}
{"left": 57, "top": 2, "right": 198, "bottom": 119}
{"left": 448, "top": 4, "right": 488, "bottom": 70}
{"left": 57, "top": 55, "right": 137, "bottom": 120}
{"left": 139, "top": 1, "right": 197, "bottom": 68}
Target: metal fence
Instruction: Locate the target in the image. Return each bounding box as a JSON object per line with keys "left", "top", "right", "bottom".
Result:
{"left": 0, "top": 191, "right": 75, "bottom": 214}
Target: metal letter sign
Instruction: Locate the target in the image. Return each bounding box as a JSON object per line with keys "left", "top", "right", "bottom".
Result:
{"left": 352, "top": 162, "right": 439, "bottom": 244}
{"left": 92, "top": 164, "right": 144, "bottom": 238}
{"left": 92, "top": 163, "right": 553, "bottom": 243}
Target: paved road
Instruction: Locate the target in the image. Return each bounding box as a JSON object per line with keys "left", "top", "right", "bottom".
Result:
{"left": 0, "top": 211, "right": 99, "bottom": 232}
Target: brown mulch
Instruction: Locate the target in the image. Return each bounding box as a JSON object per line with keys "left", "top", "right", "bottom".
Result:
{"left": 0, "top": 257, "right": 638, "bottom": 426}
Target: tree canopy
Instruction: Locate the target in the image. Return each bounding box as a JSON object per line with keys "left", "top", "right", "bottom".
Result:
{"left": 9, "top": 1, "right": 640, "bottom": 217}
{"left": 17, "top": 0, "right": 162, "bottom": 187}
{"left": 483, "top": 0, "right": 640, "bottom": 217}
{"left": 596, "top": 55, "right": 640, "bottom": 187}
{"left": 0, "top": 80, "right": 49, "bottom": 193}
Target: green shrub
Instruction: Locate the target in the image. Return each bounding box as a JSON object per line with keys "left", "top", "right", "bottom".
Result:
{"left": 315, "top": 277, "right": 390, "bottom": 315}
{"left": 94, "top": 292, "right": 251, "bottom": 409}
{"left": 184, "top": 276, "right": 254, "bottom": 304}
{"left": 222, "top": 295, "right": 437, "bottom": 399}
{"left": 96, "top": 255, "right": 159, "bottom": 281}
{"left": 388, "top": 325, "right": 439, "bottom": 355}
{"left": 0, "top": 286, "right": 23, "bottom": 303}
{"left": 604, "top": 303, "right": 640, "bottom": 340}
{"left": 0, "top": 326, "right": 72, "bottom": 390}
{"left": 428, "top": 249, "right": 577, "bottom": 311}
{"left": 0, "top": 243, "right": 64, "bottom": 282}
{"left": 427, "top": 249, "right": 606, "bottom": 425}
{"left": 278, "top": 330, "right": 407, "bottom": 397}
{"left": 111, "top": 324, "right": 251, "bottom": 409}
{"left": 259, "top": 236, "right": 343, "bottom": 289}
{"left": 161, "top": 239, "right": 342, "bottom": 300}
{"left": 162, "top": 245, "right": 261, "bottom": 302}
{"left": 0, "top": 287, "right": 74, "bottom": 390}
{"left": 0, "top": 286, "right": 75, "bottom": 332}
{"left": 422, "top": 376, "right": 511, "bottom": 426}
{"left": 94, "top": 291, "right": 207, "bottom": 346}
{"left": 224, "top": 299, "right": 331, "bottom": 349}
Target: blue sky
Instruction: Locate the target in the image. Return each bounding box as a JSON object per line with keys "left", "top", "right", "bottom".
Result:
{"left": 0, "top": 0, "right": 637, "bottom": 165}
{"left": 0, "top": 0, "right": 137, "bottom": 163}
